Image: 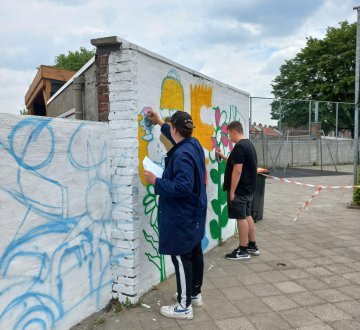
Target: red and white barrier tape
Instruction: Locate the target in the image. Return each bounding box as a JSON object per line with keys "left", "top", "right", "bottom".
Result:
{"left": 260, "top": 174, "right": 360, "bottom": 222}
{"left": 261, "top": 174, "right": 360, "bottom": 189}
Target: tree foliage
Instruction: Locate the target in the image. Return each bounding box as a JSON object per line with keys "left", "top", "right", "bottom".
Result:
{"left": 271, "top": 21, "right": 356, "bottom": 133}
{"left": 53, "top": 47, "right": 95, "bottom": 72}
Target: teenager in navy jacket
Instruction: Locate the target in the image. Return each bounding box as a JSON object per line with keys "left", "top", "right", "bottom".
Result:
{"left": 144, "top": 110, "right": 207, "bottom": 320}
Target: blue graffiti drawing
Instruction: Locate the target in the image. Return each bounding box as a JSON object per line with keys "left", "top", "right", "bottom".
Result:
{"left": 0, "top": 116, "right": 124, "bottom": 329}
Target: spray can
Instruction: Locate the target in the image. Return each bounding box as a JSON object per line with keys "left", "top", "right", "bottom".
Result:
{"left": 215, "top": 149, "right": 221, "bottom": 162}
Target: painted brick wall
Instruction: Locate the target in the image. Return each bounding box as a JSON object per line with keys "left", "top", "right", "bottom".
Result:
{"left": 0, "top": 114, "right": 113, "bottom": 329}
{"left": 107, "top": 43, "right": 141, "bottom": 302}
{"left": 105, "top": 39, "right": 250, "bottom": 302}
{"left": 0, "top": 37, "right": 251, "bottom": 328}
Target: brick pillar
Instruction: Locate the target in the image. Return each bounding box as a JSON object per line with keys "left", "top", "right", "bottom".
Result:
{"left": 95, "top": 54, "right": 110, "bottom": 122}
{"left": 91, "top": 36, "right": 140, "bottom": 303}
{"left": 92, "top": 36, "right": 122, "bottom": 123}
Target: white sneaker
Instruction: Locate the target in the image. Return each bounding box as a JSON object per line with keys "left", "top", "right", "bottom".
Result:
{"left": 173, "top": 293, "right": 203, "bottom": 308}
{"left": 160, "top": 303, "right": 193, "bottom": 320}
{"left": 191, "top": 293, "right": 203, "bottom": 308}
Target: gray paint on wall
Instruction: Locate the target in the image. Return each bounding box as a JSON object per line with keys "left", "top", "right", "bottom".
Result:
{"left": 47, "top": 82, "right": 74, "bottom": 117}
{"left": 83, "top": 64, "right": 98, "bottom": 121}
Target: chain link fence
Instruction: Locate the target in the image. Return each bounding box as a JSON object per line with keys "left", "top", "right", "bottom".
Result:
{"left": 249, "top": 97, "right": 357, "bottom": 173}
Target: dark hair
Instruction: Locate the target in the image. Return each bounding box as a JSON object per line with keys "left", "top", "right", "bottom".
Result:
{"left": 170, "top": 111, "right": 194, "bottom": 138}
{"left": 227, "top": 121, "right": 243, "bottom": 134}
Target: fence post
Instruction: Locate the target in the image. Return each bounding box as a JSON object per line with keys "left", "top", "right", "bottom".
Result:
{"left": 250, "top": 97, "right": 253, "bottom": 129}
{"left": 320, "top": 133, "right": 323, "bottom": 171}
{"left": 336, "top": 102, "right": 339, "bottom": 165}
{"left": 353, "top": 6, "right": 360, "bottom": 185}
{"left": 308, "top": 101, "right": 312, "bottom": 165}
{"left": 279, "top": 101, "right": 282, "bottom": 138}
{"left": 261, "top": 131, "right": 265, "bottom": 166}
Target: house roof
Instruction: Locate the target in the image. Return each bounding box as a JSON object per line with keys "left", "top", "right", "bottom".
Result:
{"left": 250, "top": 124, "right": 279, "bottom": 136}
{"left": 25, "top": 65, "right": 75, "bottom": 112}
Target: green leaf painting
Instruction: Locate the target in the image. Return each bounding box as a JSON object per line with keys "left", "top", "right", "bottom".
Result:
{"left": 209, "top": 105, "right": 246, "bottom": 241}
{"left": 142, "top": 184, "right": 166, "bottom": 281}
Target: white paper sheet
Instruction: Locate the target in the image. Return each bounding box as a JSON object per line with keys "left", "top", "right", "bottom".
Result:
{"left": 142, "top": 156, "right": 164, "bottom": 178}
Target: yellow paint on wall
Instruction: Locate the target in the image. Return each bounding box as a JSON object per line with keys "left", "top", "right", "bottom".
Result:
{"left": 138, "top": 114, "right": 149, "bottom": 186}
{"left": 191, "top": 84, "right": 214, "bottom": 150}
{"left": 160, "top": 70, "right": 184, "bottom": 111}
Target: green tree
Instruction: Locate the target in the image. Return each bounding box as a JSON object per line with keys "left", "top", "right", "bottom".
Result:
{"left": 53, "top": 47, "right": 95, "bottom": 71}
{"left": 20, "top": 108, "right": 28, "bottom": 115}
{"left": 271, "top": 21, "right": 356, "bottom": 133}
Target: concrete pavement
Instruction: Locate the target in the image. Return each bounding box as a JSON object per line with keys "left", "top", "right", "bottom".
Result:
{"left": 73, "top": 165, "right": 360, "bottom": 330}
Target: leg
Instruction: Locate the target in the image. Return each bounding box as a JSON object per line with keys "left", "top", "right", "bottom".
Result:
{"left": 246, "top": 215, "right": 260, "bottom": 256}
{"left": 237, "top": 218, "right": 249, "bottom": 247}
{"left": 225, "top": 193, "right": 251, "bottom": 260}
{"left": 247, "top": 215, "right": 256, "bottom": 242}
{"left": 191, "top": 242, "right": 203, "bottom": 296}
{"left": 171, "top": 255, "right": 182, "bottom": 301}
{"left": 172, "top": 254, "right": 192, "bottom": 308}
{"left": 246, "top": 196, "right": 260, "bottom": 256}
{"left": 161, "top": 255, "right": 194, "bottom": 320}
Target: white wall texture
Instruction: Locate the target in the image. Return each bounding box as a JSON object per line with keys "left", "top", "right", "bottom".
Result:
{"left": 108, "top": 41, "right": 250, "bottom": 302}
{"left": 0, "top": 114, "right": 112, "bottom": 330}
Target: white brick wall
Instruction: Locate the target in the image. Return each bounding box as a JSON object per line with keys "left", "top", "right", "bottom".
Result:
{"left": 108, "top": 46, "right": 142, "bottom": 302}
{"left": 106, "top": 37, "right": 250, "bottom": 304}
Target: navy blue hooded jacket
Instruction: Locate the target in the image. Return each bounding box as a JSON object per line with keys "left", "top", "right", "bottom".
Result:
{"left": 154, "top": 123, "right": 207, "bottom": 255}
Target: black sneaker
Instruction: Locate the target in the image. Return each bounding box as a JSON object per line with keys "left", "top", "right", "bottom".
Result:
{"left": 225, "top": 248, "right": 251, "bottom": 260}
{"left": 247, "top": 244, "right": 260, "bottom": 256}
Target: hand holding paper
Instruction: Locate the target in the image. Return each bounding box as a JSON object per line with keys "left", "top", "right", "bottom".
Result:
{"left": 143, "top": 157, "right": 164, "bottom": 184}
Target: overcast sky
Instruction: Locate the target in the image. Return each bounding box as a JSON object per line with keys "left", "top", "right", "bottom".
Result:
{"left": 1, "top": 0, "right": 359, "bottom": 121}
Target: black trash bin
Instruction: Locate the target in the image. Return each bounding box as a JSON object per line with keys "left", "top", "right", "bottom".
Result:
{"left": 251, "top": 167, "right": 269, "bottom": 222}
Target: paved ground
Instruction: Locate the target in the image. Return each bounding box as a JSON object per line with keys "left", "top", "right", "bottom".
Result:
{"left": 267, "top": 166, "right": 352, "bottom": 178}
{"left": 73, "top": 165, "right": 360, "bottom": 330}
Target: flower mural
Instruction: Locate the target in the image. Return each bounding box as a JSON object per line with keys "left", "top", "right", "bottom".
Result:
{"left": 209, "top": 105, "right": 246, "bottom": 242}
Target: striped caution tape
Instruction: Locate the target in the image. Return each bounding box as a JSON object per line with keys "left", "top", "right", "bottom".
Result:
{"left": 261, "top": 174, "right": 360, "bottom": 189}
{"left": 260, "top": 174, "right": 360, "bottom": 222}
{"left": 293, "top": 186, "right": 322, "bottom": 222}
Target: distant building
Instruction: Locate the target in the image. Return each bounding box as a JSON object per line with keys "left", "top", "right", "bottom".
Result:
{"left": 25, "top": 65, "right": 75, "bottom": 116}
{"left": 250, "top": 122, "right": 280, "bottom": 137}
{"left": 327, "top": 129, "right": 352, "bottom": 139}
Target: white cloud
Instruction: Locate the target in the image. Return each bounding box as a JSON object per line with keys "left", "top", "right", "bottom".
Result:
{"left": 0, "top": 0, "right": 359, "bottom": 118}
{"left": 260, "top": 47, "right": 300, "bottom": 76}
{"left": 0, "top": 68, "right": 36, "bottom": 114}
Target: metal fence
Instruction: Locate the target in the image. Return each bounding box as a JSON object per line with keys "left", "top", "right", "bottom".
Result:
{"left": 249, "top": 97, "right": 358, "bottom": 173}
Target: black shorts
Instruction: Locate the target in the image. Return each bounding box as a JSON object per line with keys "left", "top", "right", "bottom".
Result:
{"left": 227, "top": 193, "right": 253, "bottom": 220}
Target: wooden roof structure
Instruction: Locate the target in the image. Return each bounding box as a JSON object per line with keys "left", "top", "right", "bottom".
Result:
{"left": 25, "top": 65, "right": 75, "bottom": 116}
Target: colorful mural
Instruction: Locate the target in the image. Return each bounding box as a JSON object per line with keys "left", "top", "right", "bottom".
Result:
{"left": 138, "top": 68, "right": 248, "bottom": 282}
{"left": 190, "top": 84, "right": 214, "bottom": 151}
{"left": 139, "top": 70, "right": 186, "bottom": 282}
{"left": 160, "top": 70, "right": 184, "bottom": 111}
{"left": 142, "top": 184, "right": 166, "bottom": 281}
{"left": 209, "top": 106, "right": 246, "bottom": 240}
{"left": 138, "top": 108, "right": 154, "bottom": 186}
{"left": 0, "top": 116, "right": 127, "bottom": 330}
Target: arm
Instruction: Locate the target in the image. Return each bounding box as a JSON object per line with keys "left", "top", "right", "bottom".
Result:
{"left": 229, "top": 163, "right": 243, "bottom": 201}
{"left": 146, "top": 109, "right": 165, "bottom": 126}
{"left": 146, "top": 109, "right": 176, "bottom": 145}
{"left": 154, "top": 154, "right": 195, "bottom": 198}
{"left": 215, "top": 147, "right": 228, "bottom": 162}
{"left": 161, "top": 123, "right": 175, "bottom": 145}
